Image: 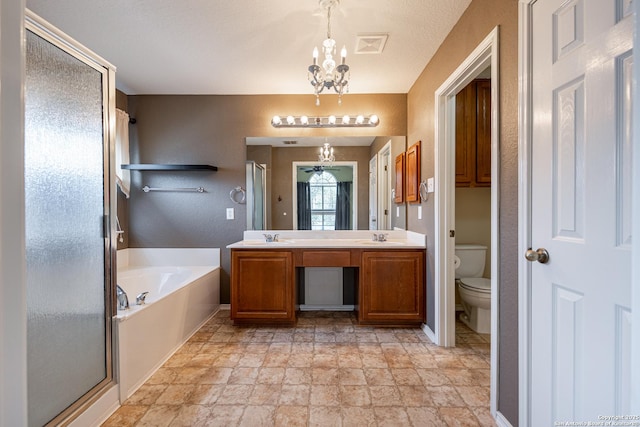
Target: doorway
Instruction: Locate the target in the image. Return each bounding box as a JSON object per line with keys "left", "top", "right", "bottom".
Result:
{"left": 433, "top": 27, "right": 500, "bottom": 415}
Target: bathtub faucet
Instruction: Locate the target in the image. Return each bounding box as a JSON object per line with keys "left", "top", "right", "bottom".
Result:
{"left": 116, "top": 285, "right": 129, "bottom": 310}
{"left": 136, "top": 292, "right": 149, "bottom": 305}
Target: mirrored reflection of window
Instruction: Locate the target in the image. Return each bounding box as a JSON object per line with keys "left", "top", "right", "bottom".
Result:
{"left": 309, "top": 171, "right": 337, "bottom": 230}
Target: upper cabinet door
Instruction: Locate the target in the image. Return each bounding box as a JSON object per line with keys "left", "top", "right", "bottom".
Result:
{"left": 405, "top": 141, "right": 421, "bottom": 203}
{"left": 455, "top": 82, "right": 476, "bottom": 186}
{"left": 455, "top": 79, "right": 491, "bottom": 188}
{"left": 475, "top": 79, "right": 492, "bottom": 185}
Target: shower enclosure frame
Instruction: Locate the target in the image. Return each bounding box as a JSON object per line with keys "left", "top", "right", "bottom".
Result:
{"left": 25, "top": 11, "right": 117, "bottom": 426}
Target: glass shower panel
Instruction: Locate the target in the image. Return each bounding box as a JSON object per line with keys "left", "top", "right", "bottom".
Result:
{"left": 246, "top": 161, "right": 266, "bottom": 230}
{"left": 25, "top": 30, "right": 108, "bottom": 426}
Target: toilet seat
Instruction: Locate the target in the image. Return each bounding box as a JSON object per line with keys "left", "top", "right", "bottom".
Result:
{"left": 459, "top": 277, "right": 491, "bottom": 292}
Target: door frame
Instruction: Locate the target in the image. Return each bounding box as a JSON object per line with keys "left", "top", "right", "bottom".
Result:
{"left": 519, "top": 0, "right": 640, "bottom": 423}
{"left": 634, "top": 0, "right": 640, "bottom": 415}
{"left": 0, "top": 0, "right": 27, "bottom": 424}
{"left": 369, "top": 154, "right": 378, "bottom": 230}
{"left": 433, "top": 26, "right": 500, "bottom": 415}
{"left": 518, "top": 3, "right": 534, "bottom": 424}
{"left": 377, "top": 141, "right": 392, "bottom": 230}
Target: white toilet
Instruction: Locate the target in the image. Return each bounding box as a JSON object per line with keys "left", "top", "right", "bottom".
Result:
{"left": 455, "top": 244, "right": 491, "bottom": 334}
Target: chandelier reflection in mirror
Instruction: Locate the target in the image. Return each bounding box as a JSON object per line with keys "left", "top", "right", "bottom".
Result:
{"left": 318, "top": 143, "right": 335, "bottom": 164}
{"left": 308, "top": 0, "right": 350, "bottom": 106}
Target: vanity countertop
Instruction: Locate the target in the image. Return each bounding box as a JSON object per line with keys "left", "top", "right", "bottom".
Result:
{"left": 227, "top": 230, "right": 426, "bottom": 249}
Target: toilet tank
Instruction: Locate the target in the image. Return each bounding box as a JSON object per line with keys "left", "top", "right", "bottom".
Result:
{"left": 455, "top": 244, "right": 487, "bottom": 278}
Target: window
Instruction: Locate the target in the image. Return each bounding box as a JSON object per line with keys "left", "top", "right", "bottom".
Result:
{"left": 308, "top": 171, "right": 337, "bottom": 230}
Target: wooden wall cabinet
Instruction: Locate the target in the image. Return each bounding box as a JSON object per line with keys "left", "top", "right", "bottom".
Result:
{"left": 394, "top": 152, "right": 405, "bottom": 203}
{"left": 405, "top": 141, "right": 421, "bottom": 202}
{"left": 231, "top": 250, "right": 295, "bottom": 324}
{"left": 359, "top": 250, "right": 425, "bottom": 325}
{"left": 455, "top": 79, "right": 491, "bottom": 187}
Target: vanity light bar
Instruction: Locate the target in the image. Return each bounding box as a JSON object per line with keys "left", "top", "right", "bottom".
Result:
{"left": 271, "top": 114, "right": 379, "bottom": 128}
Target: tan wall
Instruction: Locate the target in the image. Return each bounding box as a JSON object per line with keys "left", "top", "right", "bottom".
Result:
{"left": 406, "top": 0, "right": 519, "bottom": 422}
{"left": 455, "top": 187, "right": 492, "bottom": 276}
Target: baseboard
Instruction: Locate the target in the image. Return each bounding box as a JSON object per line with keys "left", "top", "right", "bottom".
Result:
{"left": 495, "top": 411, "right": 514, "bottom": 427}
{"left": 421, "top": 323, "right": 436, "bottom": 344}
{"left": 299, "top": 304, "right": 355, "bottom": 311}
{"left": 68, "top": 385, "right": 119, "bottom": 427}
{"left": 219, "top": 303, "right": 230, "bottom": 310}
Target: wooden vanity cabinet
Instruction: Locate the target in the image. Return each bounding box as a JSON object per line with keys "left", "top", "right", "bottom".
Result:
{"left": 359, "top": 250, "right": 425, "bottom": 325}
{"left": 231, "top": 247, "right": 426, "bottom": 326}
{"left": 231, "top": 250, "right": 295, "bottom": 324}
{"left": 455, "top": 78, "right": 491, "bottom": 187}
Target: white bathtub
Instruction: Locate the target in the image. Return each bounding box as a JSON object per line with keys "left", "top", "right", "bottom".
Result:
{"left": 116, "top": 248, "right": 220, "bottom": 402}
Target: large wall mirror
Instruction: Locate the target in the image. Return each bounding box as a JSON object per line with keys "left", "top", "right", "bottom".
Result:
{"left": 246, "top": 136, "right": 406, "bottom": 231}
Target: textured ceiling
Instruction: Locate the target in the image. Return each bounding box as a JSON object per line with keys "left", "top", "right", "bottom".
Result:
{"left": 26, "top": 0, "right": 471, "bottom": 96}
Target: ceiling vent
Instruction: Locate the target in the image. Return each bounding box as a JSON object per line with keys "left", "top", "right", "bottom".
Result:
{"left": 354, "top": 33, "right": 389, "bottom": 54}
{"left": 282, "top": 140, "right": 298, "bottom": 145}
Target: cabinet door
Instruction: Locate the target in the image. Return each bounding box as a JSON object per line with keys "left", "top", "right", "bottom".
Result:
{"left": 405, "top": 141, "right": 421, "bottom": 202}
{"left": 455, "top": 82, "right": 476, "bottom": 186}
{"left": 360, "top": 251, "right": 425, "bottom": 325}
{"left": 475, "top": 79, "right": 492, "bottom": 186}
{"left": 231, "top": 250, "right": 294, "bottom": 322}
{"left": 455, "top": 79, "right": 492, "bottom": 188}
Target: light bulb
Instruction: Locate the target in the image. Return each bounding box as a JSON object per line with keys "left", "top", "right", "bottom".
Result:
{"left": 272, "top": 116, "right": 282, "bottom": 126}
{"left": 286, "top": 115, "right": 295, "bottom": 125}
{"left": 356, "top": 115, "right": 364, "bottom": 124}
{"left": 341, "top": 46, "right": 347, "bottom": 64}
{"left": 328, "top": 115, "right": 336, "bottom": 125}
{"left": 300, "top": 115, "right": 309, "bottom": 125}
{"left": 313, "top": 47, "right": 319, "bottom": 65}
{"left": 369, "top": 114, "right": 379, "bottom": 125}
{"left": 342, "top": 115, "right": 350, "bottom": 125}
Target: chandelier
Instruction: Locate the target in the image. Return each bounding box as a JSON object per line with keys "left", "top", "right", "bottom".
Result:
{"left": 308, "top": 0, "right": 350, "bottom": 106}
{"left": 318, "top": 143, "right": 335, "bottom": 164}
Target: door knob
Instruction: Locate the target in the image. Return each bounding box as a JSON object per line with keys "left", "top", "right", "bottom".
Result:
{"left": 525, "top": 248, "right": 549, "bottom": 264}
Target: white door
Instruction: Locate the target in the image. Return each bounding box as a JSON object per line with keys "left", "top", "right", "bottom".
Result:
{"left": 369, "top": 155, "right": 378, "bottom": 230}
{"left": 530, "top": 0, "right": 633, "bottom": 423}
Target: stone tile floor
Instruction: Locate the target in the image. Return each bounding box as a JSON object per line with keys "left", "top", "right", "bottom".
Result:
{"left": 103, "top": 310, "right": 495, "bottom": 426}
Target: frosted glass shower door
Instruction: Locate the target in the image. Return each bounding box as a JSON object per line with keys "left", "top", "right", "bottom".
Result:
{"left": 246, "top": 161, "right": 266, "bottom": 230}
{"left": 25, "top": 27, "right": 112, "bottom": 426}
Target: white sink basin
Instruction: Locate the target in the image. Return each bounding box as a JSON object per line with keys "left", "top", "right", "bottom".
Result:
{"left": 356, "top": 240, "right": 404, "bottom": 245}
{"left": 242, "top": 240, "right": 294, "bottom": 245}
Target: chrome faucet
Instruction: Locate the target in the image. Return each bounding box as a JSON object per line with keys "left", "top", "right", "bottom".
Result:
{"left": 136, "top": 291, "right": 149, "bottom": 305}
{"left": 116, "top": 285, "right": 129, "bottom": 310}
{"left": 263, "top": 233, "right": 279, "bottom": 242}
{"left": 372, "top": 233, "right": 388, "bottom": 242}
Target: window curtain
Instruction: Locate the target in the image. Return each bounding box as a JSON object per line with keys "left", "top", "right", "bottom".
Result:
{"left": 335, "top": 181, "right": 352, "bottom": 230}
{"left": 297, "top": 182, "right": 311, "bottom": 230}
{"left": 115, "top": 108, "right": 130, "bottom": 198}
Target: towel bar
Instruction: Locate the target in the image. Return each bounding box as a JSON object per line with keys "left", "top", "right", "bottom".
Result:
{"left": 142, "top": 185, "right": 205, "bottom": 193}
